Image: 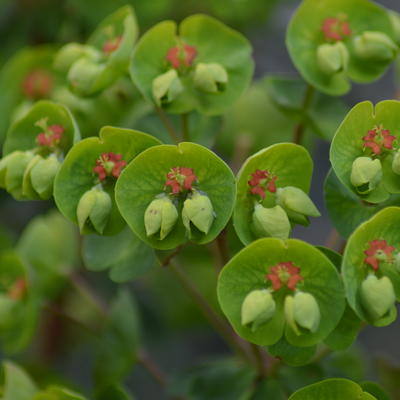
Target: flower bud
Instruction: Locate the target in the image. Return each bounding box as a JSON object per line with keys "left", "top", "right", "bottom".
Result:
{"left": 241, "top": 289, "right": 276, "bottom": 331}
{"left": 77, "top": 187, "right": 112, "bottom": 234}
{"left": 360, "top": 274, "right": 396, "bottom": 321}
{"left": 144, "top": 195, "right": 179, "bottom": 240}
{"left": 68, "top": 58, "right": 105, "bottom": 95}
{"left": 54, "top": 43, "right": 100, "bottom": 72}
{"left": 152, "top": 69, "right": 183, "bottom": 106}
{"left": 392, "top": 150, "right": 400, "bottom": 175}
{"left": 252, "top": 204, "right": 290, "bottom": 240}
{"left": 285, "top": 292, "right": 320, "bottom": 335}
{"left": 317, "top": 41, "right": 349, "bottom": 75}
{"left": 276, "top": 187, "right": 320, "bottom": 222}
{"left": 182, "top": 190, "right": 215, "bottom": 236}
{"left": 193, "top": 62, "right": 228, "bottom": 93}
{"left": 350, "top": 156, "right": 382, "bottom": 194}
{"left": 29, "top": 154, "right": 61, "bottom": 199}
{"left": 353, "top": 31, "right": 398, "bottom": 61}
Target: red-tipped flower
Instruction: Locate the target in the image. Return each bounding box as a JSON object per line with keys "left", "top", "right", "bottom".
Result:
{"left": 36, "top": 120, "right": 65, "bottom": 148}
{"left": 93, "top": 152, "right": 127, "bottom": 181}
{"left": 266, "top": 262, "right": 303, "bottom": 291}
{"left": 322, "top": 17, "right": 352, "bottom": 41}
{"left": 362, "top": 126, "right": 396, "bottom": 156}
{"left": 103, "top": 36, "right": 123, "bottom": 53}
{"left": 165, "top": 167, "right": 197, "bottom": 194}
{"left": 248, "top": 169, "right": 277, "bottom": 199}
{"left": 22, "top": 69, "right": 53, "bottom": 99}
{"left": 364, "top": 239, "right": 395, "bottom": 270}
{"left": 166, "top": 43, "right": 197, "bottom": 69}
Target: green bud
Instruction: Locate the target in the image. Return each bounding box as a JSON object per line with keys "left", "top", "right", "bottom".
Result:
{"left": 276, "top": 186, "right": 320, "bottom": 220}
{"left": 29, "top": 155, "right": 61, "bottom": 199}
{"left": 252, "top": 204, "right": 291, "bottom": 240}
{"left": 285, "top": 292, "right": 320, "bottom": 335}
{"left": 152, "top": 69, "right": 183, "bottom": 106}
{"left": 54, "top": 43, "right": 101, "bottom": 72}
{"left": 22, "top": 154, "right": 42, "bottom": 198}
{"left": 392, "top": 150, "right": 400, "bottom": 175}
{"left": 360, "top": 274, "right": 396, "bottom": 321}
{"left": 182, "top": 190, "right": 215, "bottom": 236}
{"left": 68, "top": 58, "right": 105, "bottom": 95}
{"left": 77, "top": 187, "right": 112, "bottom": 234}
{"left": 193, "top": 62, "right": 228, "bottom": 93}
{"left": 317, "top": 41, "right": 349, "bottom": 75}
{"left": 241, "top": 289, "right": 276, "bottom": 331}
{"left": 350, "top": 156, "right": 382, "bottom": 194}
{"left": 353, "top": 31, "right": 398, "bottom": 61}
{"left": 144, "top": 195, "right": 178, "bottom": 240}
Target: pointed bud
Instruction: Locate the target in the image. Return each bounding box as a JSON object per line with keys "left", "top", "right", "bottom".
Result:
{"left": 360, "top": 274, "right": 396, "bottom": 321}
{"left": 317, "top": 41, "right": 349, "bottom": 75}
{"left": 193, "top": 62, "right": 228, "bottom": 93}
{"left": 252, "top": 204, "right": 290, "bottom": 240}
{"left": 77, "top": 187, "right": 112, "bottom": 234}
{"left": 68, "top": 58, "right": 105, "bottom": 94}
{"left": 241, "top": 289, "right": 276, "bottom": 331}
{"left": 285, "top": 292, "right": 320, "bottom": 335}
{"left": 353, "top": 31, "right": 398, "bottom": 61}
{"left": 54, "top": 43, "right": 100, "bottom": 72}
{"left": 276, "top": 187, "right": 320, "bottom": 221}
{"left": 182, "top": 190, "right": 215, "bottom": 236}
{"left": 350, "top": 156, "right": 382, "bottom": 194}
{"left": 392, "top": 150, "right": 400, "bottom": 175}
{"left": 144, "top": 195, "right": 179, "bottom": 240}
{"left": 29, "top": 155, "right": 61, "bottom": 199}
{"left": 152, "top": 69, "right": 183, "bottom": 106}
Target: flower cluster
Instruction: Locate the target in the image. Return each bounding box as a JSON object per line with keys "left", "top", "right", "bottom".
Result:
{"left": 321, "top": 17, "right": 352, "bottom": 42}
{"left": 22, "top": 69, "right": 53, "bottom": 99}
{"left": 93, "top": 152, "right": 127, "bottom": 182}
{"left": 166, "top": 43, "right": 197, "bottom": 69}
{"left": 364, "top": 239, "right": 395, "bottom": 271}
{"left": 165, "top": 167, "right": 197, "bottom": 194}
{"left": 362, "top": 125, "right": 396, "bottom": 156}
{"left": 266, "top": 261, "right": 303, "bottom": 291}
{"left": 36, "top": 125, "right": 64, "bottom": 147}
{"left": 248, "top": 169, "right": 277, "bottom": 199}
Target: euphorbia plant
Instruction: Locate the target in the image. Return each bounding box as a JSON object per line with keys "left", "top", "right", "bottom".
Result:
{"left": 0, "top": 1, "right": 400, "bottom": 399}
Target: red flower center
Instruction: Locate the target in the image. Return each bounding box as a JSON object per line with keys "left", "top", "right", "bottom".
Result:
{"left": 362, "top": 125, "right": 396, "bottom": 156}
{"left": 93, "top": 152, "right": 127, "bottom": 181}
{"left": 322, "top": 17, "right": 352, "bottom": 41}
{"left": 22, "top": 69, "right": 53, "bottom": 99}
{"left": 35, "top": 118, "right": 65, "bottom": 148}
{"left": 248, "top": 169, "right": 277, "bottom": 199}
{"left": 165, "top": 167, "right": 197, "bottom": 194}
{"left": 8, "top": 278, "right": 27, "bottom": 301}
{"left": 364, "top": 239, "right": 395, "bottom": 271}
{"left": 266, "top": 262, "right": 303, "bottom": 291}
{"left": 103, "top": 36, "right": 123, "bottom": 53}
{"left": 166, "top": 43, "right": 197, "bottom": 69}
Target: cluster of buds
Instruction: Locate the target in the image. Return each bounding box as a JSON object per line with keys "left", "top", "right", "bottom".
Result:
{"left": 152, "top": 41, "right": 229, "bottom": 106}
{"left": 350, "top": 125, "right": 398, "bottom": 195}
{"left": 248, "top": 169, "right": 320, "bottom": 240}
{"left": 359, "top": 239, "right": 398, "bottom": 322}
{"left": 144, "top": 167, "right": 215, "bottom": 240}
{"left": 241, "top": 261, "right": 320, "bottom": 334}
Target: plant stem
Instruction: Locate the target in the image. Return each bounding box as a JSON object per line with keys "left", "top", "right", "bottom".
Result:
{"left": 138, "top": 350, "right": 168, "bottom": 388}
{"left": 249, "top": 343, "right": 269, "bottom": 379}
{"left": 155, "top": 106, "right": 180, "bottom": 144}
{"left": 181, "top": 113, "right": 190, "bottom": 141}
{"left": 292, "top": 84, "right": 315, "bottom": 145}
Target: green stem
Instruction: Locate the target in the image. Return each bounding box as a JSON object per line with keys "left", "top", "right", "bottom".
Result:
{"left": 249, "top": 343, "right": 269, "bottom": 379}
{"left": 292, "top": 84, "right": 315, "bottom": 145}
{"left": 181, "top": 113, "right": 190, "bottom": 142}
{"left": 155, "top": 106, "right": 180, "bottom": 144}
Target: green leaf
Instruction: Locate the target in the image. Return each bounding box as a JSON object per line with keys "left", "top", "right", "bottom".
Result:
{"left": 94, "top": 385, "right": 134, "bottom": 400}
{"left": 342, "top": 207, "right": 400, "bottom": 326}
{"left": 217, "top": 238, "right": 345, "bottom": 346}
{"left": 131, "top": 14, "right": 253, "bottom": 115}
{"left": 288, "top": 378, "right": 376, "bottom": 400}
{"left": 287, "top": 0, "right": 397, "bottom": 95}
{"left": 1, "top": 362, "right": 38, "bottom": 400}
{"left": 359, "top": 381, "right": 390, "bottom": 400}
{"left": 268, "top": 337, "right": 316, "bottom": 366}
{"left": 54, "top": 126, "right": 160, "bottom": 235}
{"left": 82, "top": 227, "right": 156, "bottom": 282}
{"left": 33, "top": 386, "right": 87, "bottom": 400}
{"left": 115, "top": 142, "right": 236, "bottom": 249}
{"left": 234, "top": 144, "right": 314, "bottom": 245}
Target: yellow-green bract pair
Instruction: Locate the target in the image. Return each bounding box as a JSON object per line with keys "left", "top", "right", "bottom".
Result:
{"left": 144, "top": 190, "right": 215, "bottom": 240}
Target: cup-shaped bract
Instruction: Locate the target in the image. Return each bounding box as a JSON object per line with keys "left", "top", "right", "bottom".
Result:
{"left": 287, "top": 0, "right": 398, "bottom": 96}
{"left": 56, "top": 6, "right": 138, "bottom": 97}
{"left": 0, "top": 100, "right": 80, "bottom": 200}
{"left": 342, "top": 207, "right": 400, "bottom": 326}
{"left": 330, "top": 100, "right": 400, "bottom": 204}
{"left": 115, "top": 142, "right": 236, "bottom": 250}
{"left": 217, "top": 238, "right": 345, "bottom": 347}
{"left": 234, "top": 143, "right": 315, "bottom": 245}
{"left": 54, "top": 126, "right": 160, "bottom": 235}
{"left": 130, "top": 14, "right": 254, "bottom": 115}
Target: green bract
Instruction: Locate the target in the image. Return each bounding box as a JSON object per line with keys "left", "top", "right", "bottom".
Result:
{"left": 287, "top": 0, "right": 398, "bottom": 95}
{"left": 234, "top": 143, "right": 316, "bottom": 245}
{"left": 330, "top": 100, "right": 400, "bottom": 204}
{"left": 115, "top": 142, "right": 236, "bottom": 250}
{"left": 0, "top": 100, "right": 80, "bottom": 200}
{"left": 55, "top": 6, "right": 138, "bottom": 96}
{"left": 342, "top": 207, "right": 400, "bottom": 326}
{"left": 217, "top": 238, "right": 345, "bottom": 346}
{"left": 130, "top": 14, "right": 253, "bottom": 115}
{"left": 54, "top": 126, "right": 160, "bottom": 235}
